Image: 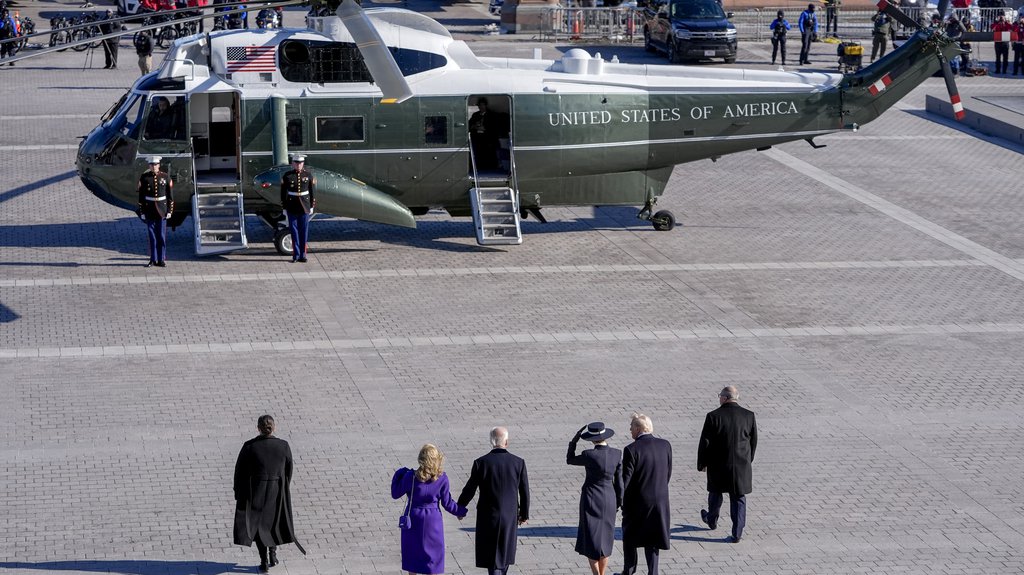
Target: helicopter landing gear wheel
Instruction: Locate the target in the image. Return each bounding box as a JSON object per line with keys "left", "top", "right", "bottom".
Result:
{"left": 651, "top": 210, "right": 676, "bottom": 231}
{"left": 273, "top": 228, "right": 293, "bottom": 256}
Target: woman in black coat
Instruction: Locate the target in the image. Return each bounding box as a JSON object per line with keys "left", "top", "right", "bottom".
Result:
{"left": 567, "top": 422, "right": 623, "bottom": 575}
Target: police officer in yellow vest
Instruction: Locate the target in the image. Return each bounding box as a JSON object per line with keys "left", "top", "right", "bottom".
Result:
{"left": 136, "top": 156, "right": 174, "bottom": 267}
{"left": 279, "top": 154, "right": 316, "bottom": 263}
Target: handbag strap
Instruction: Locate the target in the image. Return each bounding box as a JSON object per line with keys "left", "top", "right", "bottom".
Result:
{"left": 403, "top": 472, "right": 416, "bottom": 519}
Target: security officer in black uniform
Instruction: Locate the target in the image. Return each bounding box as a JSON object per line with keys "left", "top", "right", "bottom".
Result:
{"left": 136, "top": 156, "right": 174, "bottom": 267}
{"left": 279, "top": 155, "right": 316, "bottom": 263}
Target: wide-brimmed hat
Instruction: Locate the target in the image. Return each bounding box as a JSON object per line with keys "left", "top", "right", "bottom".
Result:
{"left": 581, "top": 422, "right": 614, "bottom": 442}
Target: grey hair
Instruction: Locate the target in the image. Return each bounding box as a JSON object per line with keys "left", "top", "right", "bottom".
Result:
{"left": 720, "top": 386, "right": 739, "bottom": 401}
{"left": 489, "top": 426, "right": 509, "bottom": 448}
{"left": 630, "top": 412, "right": 653, "bottom": 434}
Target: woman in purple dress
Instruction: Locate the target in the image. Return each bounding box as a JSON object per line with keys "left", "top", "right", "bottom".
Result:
{"left": 392, "top": 444, "right": 468, "bottom": 575}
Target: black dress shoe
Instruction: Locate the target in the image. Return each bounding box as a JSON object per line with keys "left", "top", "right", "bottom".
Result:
{"left": 700, "top": 509, "right": 717, "bottom": 530}
{"left": 729, "top": 535, "right": 742, "bottom": 543}
{"left": 258, "top": 564, "right": 269, "bottom": 574}
{"left": 145, "top": 261, "right": 155, "bottom": 268}
{"left": 298, "top": 257, "right": 307, "bottom": 263}
{"left": 155, "top": 261, "right": 166, "bottom": 267}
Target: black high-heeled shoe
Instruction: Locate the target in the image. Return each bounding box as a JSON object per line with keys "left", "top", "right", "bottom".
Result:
{"left": 269, "top": 547, "right": 278, "bottom": 567}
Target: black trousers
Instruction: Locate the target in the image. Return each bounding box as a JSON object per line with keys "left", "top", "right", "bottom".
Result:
{"left": 771, "top": 37, "right": 786, "bottom": 64}
{"left": 486, "top": 568, "right": 508, "bottom": 575}
{"left": 102, "top": 38, "right": 118, "bottom": 68}
{"left": 826, "top": 6, "right": 838, "bottom": 35}
{"left": 622, "top": 545, "right": 659, "bottom": 575}
{"left": 254, "top": 535, "right": 276, "bottom": 566}
{"left": 800, "top": 29, "right": 814, "bottom": 63}
{"left": 1013, "top": 45, "right": 1024, "bottom": 75}
{"left": 706, "top": 492, "right": 746, "bottom": 540}
{"left": 995, "top": 42, "right": 1009, "bottom": 74}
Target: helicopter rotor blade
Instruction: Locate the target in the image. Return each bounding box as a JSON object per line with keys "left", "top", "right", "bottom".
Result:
{"left": 938, "top": 54, "right": 965, "bottom": 121}
{"left": 335, "top": 0, "right": 413, "bottom": 104}
{"left": 935, "top": 0, "right": 952, "bottom": 19}
{"left": 875, "top": 0, "right": 922, "bottom": 31}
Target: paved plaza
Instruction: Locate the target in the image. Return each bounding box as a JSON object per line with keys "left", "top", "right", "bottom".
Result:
{"left": 3, "top": 1, "right": 1024, "bottom": 573}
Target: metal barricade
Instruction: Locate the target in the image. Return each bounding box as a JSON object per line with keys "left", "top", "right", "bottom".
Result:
{"left": 535, "top": 6, "right": 641, "bottom": 43}
{"left": 531, "top": 5, "right": 1020, "bottom": 44}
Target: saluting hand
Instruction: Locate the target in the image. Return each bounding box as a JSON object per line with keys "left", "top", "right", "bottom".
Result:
{"left": 573, "top": 425, "right": 586, "bottom": 440}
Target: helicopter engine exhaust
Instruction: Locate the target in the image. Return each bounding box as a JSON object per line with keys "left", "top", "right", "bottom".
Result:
{"left": 254, "top": 166, "right": 417, "bottom": 229}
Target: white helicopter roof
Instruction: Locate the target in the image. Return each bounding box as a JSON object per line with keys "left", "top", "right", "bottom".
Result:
{"left": 156, "top": 9, "right": 840, "bottom": 98}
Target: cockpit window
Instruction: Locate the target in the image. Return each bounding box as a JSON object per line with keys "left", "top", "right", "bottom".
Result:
{"left": 671, "top": 0, "right": 726, "bottom": 19}
{"left": 143, "top": 95, "right": 188, "bottom": 142}
{"left": 102, "top": 91, "right": 130, "bottom": 125}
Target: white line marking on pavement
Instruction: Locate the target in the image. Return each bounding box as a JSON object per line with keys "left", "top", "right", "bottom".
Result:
{"left": 0, "top": 259, "right": 985, "bottom": 288}
{"left": 766, "top": 148, "right": 1024, "bottom": 283}
{"left": 2, "top": 321, "right": 1021, "bottom": 359}
{"left": 0, "top": 144, "right": 80, "bottom": 151}
{"left": 0, "top": 114, "right": 99, "bottom": 121}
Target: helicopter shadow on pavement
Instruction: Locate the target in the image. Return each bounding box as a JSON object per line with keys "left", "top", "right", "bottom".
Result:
{"left": 0, "top": 302, "right": 21, "bottom": 324}
{"left": 0, "top": 561, "right": 252, "bottom": 575}
{"left": 0, "top": 170, "right": 78, "bottom": 205}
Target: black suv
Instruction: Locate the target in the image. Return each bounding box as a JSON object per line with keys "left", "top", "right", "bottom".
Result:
{"left": 642, "top": 0, "right": 738, "bottom": 64}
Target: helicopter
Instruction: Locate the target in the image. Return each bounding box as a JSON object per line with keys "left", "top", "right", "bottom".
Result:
{"left": 2, "top": 0, "right": 967, "bottom": 256}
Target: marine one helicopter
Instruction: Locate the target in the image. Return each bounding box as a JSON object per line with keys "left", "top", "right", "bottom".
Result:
{"left": 3, "top": 0, "right": 967, "bottom": 255}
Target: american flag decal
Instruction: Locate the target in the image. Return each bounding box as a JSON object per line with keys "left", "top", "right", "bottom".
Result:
{"left": 868, "top": 73, "right": 892, "bottom": 96}
{"left": 226, "top": 46, "right": 276, "bottom": 73}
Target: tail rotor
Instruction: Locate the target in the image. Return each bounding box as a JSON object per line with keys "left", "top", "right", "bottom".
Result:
{"left": 874, "top": 0, "right": 966, "bottom": 122}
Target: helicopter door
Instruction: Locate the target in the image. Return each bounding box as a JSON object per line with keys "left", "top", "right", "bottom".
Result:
{"left": 189, "top": 91, "right": 240, "bottom": 180}
{"left": 137, "top": 93, "right": 193, "bottom": 196}
{"left": 467, "top": 95, "right": 512, "bottom": 177}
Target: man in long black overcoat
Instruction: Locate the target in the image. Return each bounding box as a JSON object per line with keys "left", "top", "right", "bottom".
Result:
{"left": 697, "top": 386, "right": 758, "bottom": 543}
{"left": 234, "top": 415, "right": 306, "bottom": 573}
{"left": 619, "top": 413, "right": 672, "bottom": 575}
{"left": 458, "top": 426, "right": 530, "bottom": 575}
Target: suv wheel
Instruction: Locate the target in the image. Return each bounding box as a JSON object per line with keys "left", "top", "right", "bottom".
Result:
{"left": 643, "top": 28, "right": 656, "bottom": 53}
{"left": 667, "top": 38, "right": 680, "bottom": 63}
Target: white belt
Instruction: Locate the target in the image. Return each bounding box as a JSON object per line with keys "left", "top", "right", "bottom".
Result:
{"left": 288, "top": 191, "right": 309, "bottom": 196}
{"left": 145, "top": 196, "right": 166, "bottom": 201}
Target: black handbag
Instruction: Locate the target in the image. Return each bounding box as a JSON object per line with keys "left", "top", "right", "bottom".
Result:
{"left": 399, "top": 474, "right": 415, "bottom": 530}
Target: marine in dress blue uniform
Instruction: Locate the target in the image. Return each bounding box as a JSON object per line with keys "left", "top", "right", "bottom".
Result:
{"left": 136, "top": 156, "right": 174, "bottom": 267}
{"left": 279, "top": 155, "right": 316, "bottom": 263}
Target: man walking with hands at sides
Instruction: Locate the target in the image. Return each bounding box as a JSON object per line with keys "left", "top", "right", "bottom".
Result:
{"left": 280, "top": 154, "right": 316, "bottom": 263}
{"left": 616, "top": 413, "right": 671, "bottom": 575}
{"left": 234, "top": 415, "right": 306, "bottom": 573}
{"left": 798, "top": 3, "right": 818, "bottom": 66}
{"left": 458, "top": 427, "right": 530, "bottom": 575}
{"left": 136, "top": 156, "right": 173, "bottom": 267}
{"left": 698, "top": 386, "right": 758, "bottom": 544}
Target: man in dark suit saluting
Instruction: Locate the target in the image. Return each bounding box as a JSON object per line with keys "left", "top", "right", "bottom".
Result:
{"left": 458, "top": 426, "right": 530, "bottom": 575}
{"left": 697, "top": 386, "right": 758, "bottom": 543}
{"left": 618, "top": 412, "right": 672, "bottom": 575}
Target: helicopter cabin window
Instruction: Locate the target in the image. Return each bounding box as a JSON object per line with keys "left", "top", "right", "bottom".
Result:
{"left": 287, "top": 119, "right": 303, "bottom": 146}
{"left": 277, "top": 40, "right": 448, "bottom": 83}
{"left": 315, "top": 116, "right": 364, "bottom": 143}
{"left": 143, "top": 95, "right": 188, "bottom": 142}
{"left": 389, "top": 47, "right": 448, "bottom": 76}
{"left": 424, "top": 116, "right": 448, "bottom": 145}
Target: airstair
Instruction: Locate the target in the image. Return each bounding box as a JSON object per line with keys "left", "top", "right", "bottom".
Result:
{"left": 192, "top": 171, "right": 247, "bottom": 256}
{"left": 469, "top": 136, "right": 523, "bottom": 246}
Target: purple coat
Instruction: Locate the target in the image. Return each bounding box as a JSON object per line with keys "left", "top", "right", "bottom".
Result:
{"left": 392, "top": 468, "right": 467, "bottom": 574}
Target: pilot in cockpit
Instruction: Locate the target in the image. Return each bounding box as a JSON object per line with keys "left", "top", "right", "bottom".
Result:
{"left": 145, "top": 97, "right": 176, "bottom": 140}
